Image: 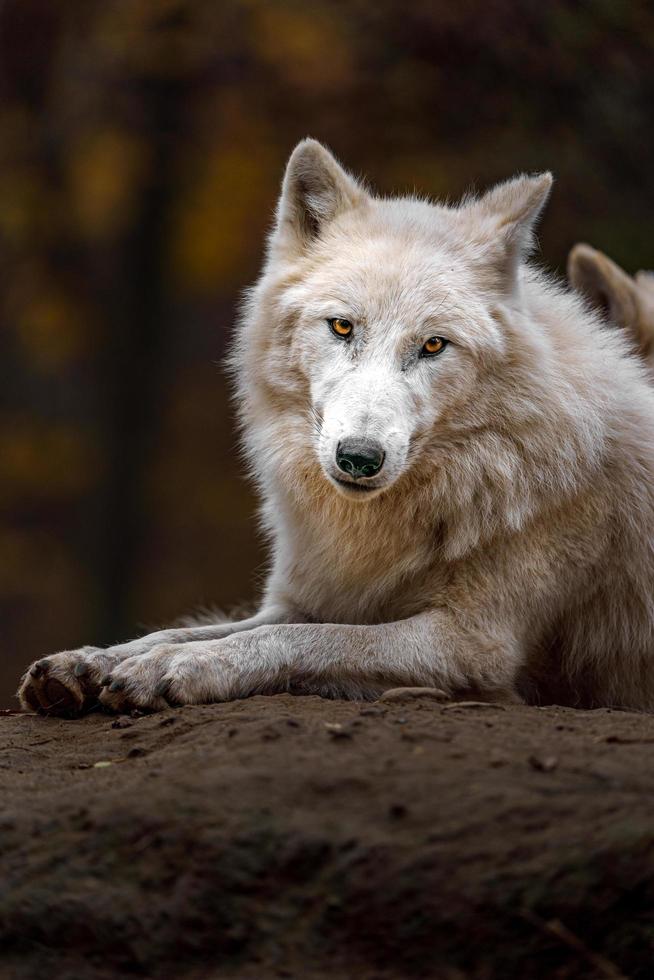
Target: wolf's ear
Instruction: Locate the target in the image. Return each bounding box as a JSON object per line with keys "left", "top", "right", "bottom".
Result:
{"left": 271, "top": 139, "right": 365, "bottom": 255}
{"left": 568, "top": 243, "right": 639, "bottom": 331}
{"left": 467, "top": 173, "right": 553, "bottom": 291}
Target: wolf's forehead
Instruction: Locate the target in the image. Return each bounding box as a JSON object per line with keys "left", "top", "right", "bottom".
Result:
{"left": 297, "top": 236, "right": 465, "bottom": 316}
{"left": 276, "top": 230, "right": 504, "bottom": 352}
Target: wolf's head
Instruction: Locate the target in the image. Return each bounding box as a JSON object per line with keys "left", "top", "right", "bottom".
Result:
{"left": 237, "top": 140, "right": 554, "bottom": 506}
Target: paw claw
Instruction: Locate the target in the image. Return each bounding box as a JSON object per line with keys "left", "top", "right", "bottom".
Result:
{"left": 19, "top": 648, "right": 121, "bottom": 718}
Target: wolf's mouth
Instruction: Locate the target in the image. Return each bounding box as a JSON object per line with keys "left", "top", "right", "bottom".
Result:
{"left": 332, "top": 477, "right": 378, "bottom": 494}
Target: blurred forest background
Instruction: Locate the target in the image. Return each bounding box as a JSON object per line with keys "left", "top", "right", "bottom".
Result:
{"left": 1, "top": 0, "right": 653, "bottom": 707}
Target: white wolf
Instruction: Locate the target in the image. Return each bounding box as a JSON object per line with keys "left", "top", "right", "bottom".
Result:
{"left": 568, "top": 242, "right": 654, "bottom": 374}
{"left": 18, "top": 140, "right": 654, "bottom": 716}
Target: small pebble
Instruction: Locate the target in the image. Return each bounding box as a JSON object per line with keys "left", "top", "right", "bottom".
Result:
{"left": 324, "top": 722, "right": 352, "bottom": 739}
{"left": 528, "top": 754, "right": 558, "bottom": 772}
{"left": 111, "top": 717, "right": 133, "bottom": 729}
{"left": 443, "top": 701, "right": 506, "bottom": 711}
{"left": 377, "top": 687, "right": 449, "bottom": 704}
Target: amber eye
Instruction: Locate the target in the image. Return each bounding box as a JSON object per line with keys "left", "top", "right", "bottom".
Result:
{"left": 420, "top": 336, "right": 448, "bottom": 357}
{"left": 328, "top": 317, "right": 353, "bottom": 339}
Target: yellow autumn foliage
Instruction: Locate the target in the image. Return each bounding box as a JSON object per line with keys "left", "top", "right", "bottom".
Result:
{"left": 15, "top": 292, "right": 89, "bottom": 372}
{"left": 172, "top": 144, "right": 276, "bottom": 291}
{"left": 249, "top": 3, "right": 354, "bottom": 92}
{"left": 0, "top": 419, "right": 101, "bottom": 505}
{"left": 67, "top": 129, "right": 149, "bottom": 241}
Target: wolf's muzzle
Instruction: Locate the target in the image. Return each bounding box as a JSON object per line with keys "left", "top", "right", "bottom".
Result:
{"left": 336, "top": 439, "right": 385, "bottom": 479}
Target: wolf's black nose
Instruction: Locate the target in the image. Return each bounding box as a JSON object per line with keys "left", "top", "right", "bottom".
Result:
{"left": 336, "top": 439, "right": 385, "bottom": 479}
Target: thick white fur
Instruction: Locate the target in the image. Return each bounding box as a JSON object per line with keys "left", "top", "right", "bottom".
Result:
{"left": 18, "top": 141, "right": 654, "bottom": 715}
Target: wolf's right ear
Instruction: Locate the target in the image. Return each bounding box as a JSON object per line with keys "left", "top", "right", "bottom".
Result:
{"left": 270, "top": 139, "right": 365, "bottom": 255}
{"left": 466, "top": 172, "right": 553, "bottom": 292}
{"left": 568, "top": 243, "right": 638, "bottom": 331}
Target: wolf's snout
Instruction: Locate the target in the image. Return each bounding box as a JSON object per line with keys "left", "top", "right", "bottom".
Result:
{"left": 336, "top": 439, "right": 385, "bottom": 479}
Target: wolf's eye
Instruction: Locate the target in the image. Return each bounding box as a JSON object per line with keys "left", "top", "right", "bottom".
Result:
{"left": 420, "top": 336, "right": 448, "bottom": 357}
{"left": 328, "top": 317, "right": 353, "bottom": 339}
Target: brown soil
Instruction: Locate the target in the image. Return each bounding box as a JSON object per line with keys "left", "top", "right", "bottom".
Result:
{"left": 2, "top": 694, "right": 654, "bottom": 979}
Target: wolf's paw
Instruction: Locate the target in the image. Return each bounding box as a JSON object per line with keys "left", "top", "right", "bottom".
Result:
{"left": 98, "top": 642, "right": 237, "bottom": 713}
{"left": 18, "top": 647, "right": 122, "bottom": 717}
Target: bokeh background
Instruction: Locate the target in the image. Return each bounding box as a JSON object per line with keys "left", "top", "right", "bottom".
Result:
{"left": 1, "top": 0, "right": 653, "bottom": 707}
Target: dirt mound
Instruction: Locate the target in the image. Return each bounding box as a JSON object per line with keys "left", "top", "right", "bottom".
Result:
{"left": 2, "top": 694, "right": 654, "bottom": 979}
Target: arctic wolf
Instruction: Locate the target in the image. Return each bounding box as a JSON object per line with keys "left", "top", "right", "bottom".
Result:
{"left": 18, "top": 140, "right": 654, "bottom": 716}
{"left": 568, "top": 242, "right": 654, "bottom": 374}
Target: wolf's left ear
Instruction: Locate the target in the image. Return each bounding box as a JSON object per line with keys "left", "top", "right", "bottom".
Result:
{"left": 469, "top": 173, "right": 553, "bottom": 291}
{"left": 271, "top": 139, "right": 365, "bottom": 256}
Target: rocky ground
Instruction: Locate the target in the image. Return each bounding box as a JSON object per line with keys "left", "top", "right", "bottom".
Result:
{"left": 1, "top": 692, "right": 654, "bottom": 979}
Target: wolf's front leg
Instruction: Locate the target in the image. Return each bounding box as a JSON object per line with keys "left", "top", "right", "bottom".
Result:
{"left": 17, "top": 606, "right": 293, "bottom": 716}
{"left": 98, "top": 614, "right": 522, "bottom": 713}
